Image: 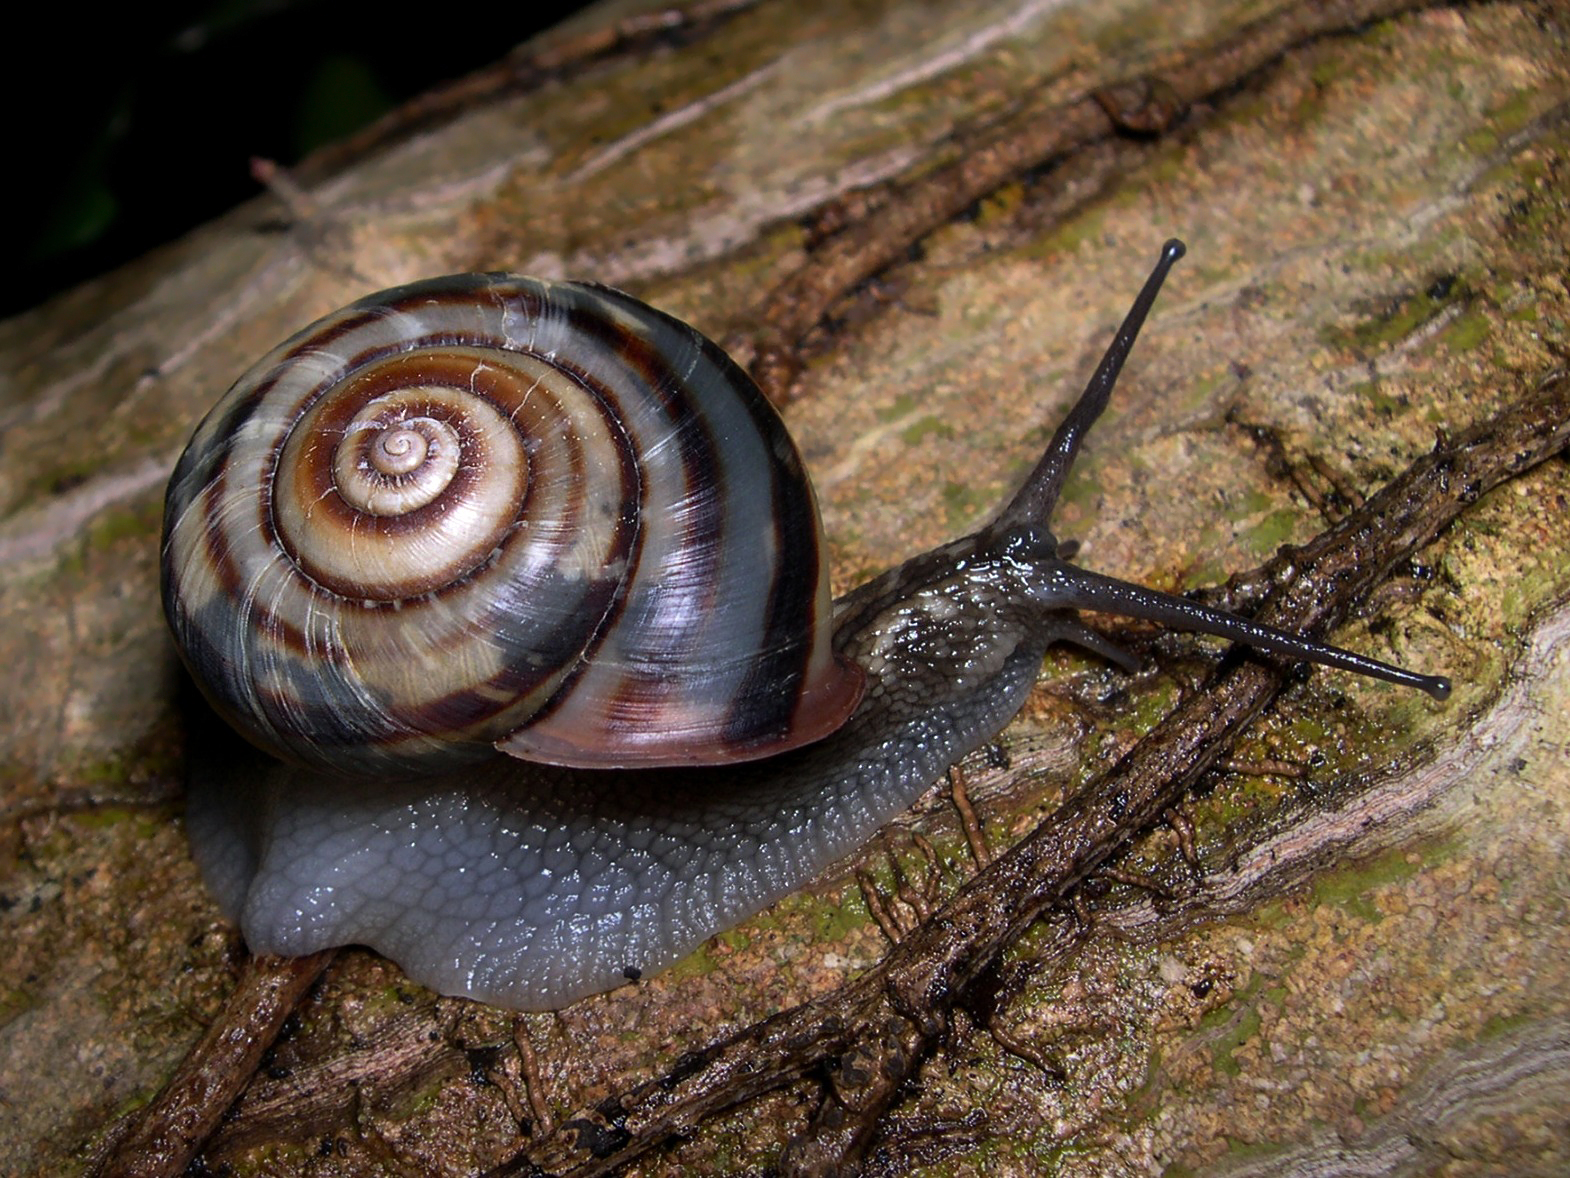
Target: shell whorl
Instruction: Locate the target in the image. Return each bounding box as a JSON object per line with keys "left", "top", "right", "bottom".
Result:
{"left": 161, "top": 275, "right": 864, "bottom": 777}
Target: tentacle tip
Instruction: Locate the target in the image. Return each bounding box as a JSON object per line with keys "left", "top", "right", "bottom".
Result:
{"left": 1422, "top": 675, "right": 1452, "bottom": 702}
{"left": 1161, "top": 238, "right": 1187, "bottom": 263}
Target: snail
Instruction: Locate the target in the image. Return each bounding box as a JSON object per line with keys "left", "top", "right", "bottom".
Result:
{"left": 164, "top": 240, "right": 1450, "bottom": 1010}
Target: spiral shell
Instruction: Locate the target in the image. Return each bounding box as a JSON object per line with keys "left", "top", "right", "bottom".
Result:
{"left": 161, "top": 275, "right": 865, "bottom": 777}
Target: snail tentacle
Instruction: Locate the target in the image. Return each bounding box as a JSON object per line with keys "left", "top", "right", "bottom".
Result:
{"left": 997, "top": 238, "right": 1186, "bottom": 531}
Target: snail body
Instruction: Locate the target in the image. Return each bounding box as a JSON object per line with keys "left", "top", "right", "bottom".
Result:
{"left": 167, "top": 242, "right": 1450, "bottom": 1010}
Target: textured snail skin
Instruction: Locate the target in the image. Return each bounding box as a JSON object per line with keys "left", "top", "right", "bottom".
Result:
{"left": 174, "top": 242, "right": 1450, "bottom": 1010}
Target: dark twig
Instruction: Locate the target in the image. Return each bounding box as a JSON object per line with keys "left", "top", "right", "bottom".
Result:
{"left": 515, "top": 374, "right": 1570, "bottom": 1175}
{"left": 514, "top": 1018, "right": 556, "bottom": 1137}
{"left": 1216, "top": 755, "right": 1313, "bottom": 780}
{"left": 1164, "top": 806, "right": 1201, "bottom": 870}
{"left": 947, "top": 765, "right": 993, "bottom": 869}
{"left": 857, "top": 868, "right": 907, "bottom": 944}
{"left": 911, "top": 833, "right": 945, "bottom": 911}
{"left": 889, "top": 850, "right": 933, "bottom": 923}
{"left": 1308, "top": 452, "right": 1367, "bottom": 514}
{"left": 89, "top": 950, "right": 336, "bottom": 1178}
{"left": 249, "top": 157, "right": 319, "bottom": 221}
{"left": 987, "top": 1020, "right": 1068, "bottom": 1082}
{"left": 1099, "top": 866, "right": 1177, "bottom": 901}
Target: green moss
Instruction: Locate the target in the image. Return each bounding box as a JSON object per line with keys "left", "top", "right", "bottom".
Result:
{"left": 86, "top": 499, "right": 162, "bottom": 551}
{"left": 941, "top": 478, "right": 995, "bottom": 528}
{"left": 1053, "top": 470, "right": 1102, "bottom": 515}
{"left": 665, "top": 881, "right": 875, "bottom": 984}
{"left": 874, "top": 391, "right": 923, "bottom": 423}
{"left": 76, "top": 756, "right": 137, "bottom": 787}
{"left": 1309, "top": 845, "right": 1422, "bottom": 925}
{"left": 818, "top": 899, "right": 867, "bottom": 945}
{"left": 1125, "top": 679, "right": 1180, "bottom": 732}
{"left": 1441, "top": 311, "right": 1490, "bottom": 352}
{"left": 1476, "top": 1009, "right": 1536, "bottom": 1041}
{"left": 973, "top": 183, "right": 1026, "bottom": 226}
{"left": 1457, "top": 87, "right": 1549, "bottom": 158}
{"left": 1461, "top": 124, "right": 1502, "bottom": 156}
{"left": 717, "top": 928, "right": 750, "bottom": 953}
{"left": 745, "top": 909, "right": 781, "bottom": 933}
{"left": 1178, "top": 558, "right": 1230, "bottom": 592}
{"left": 1244, "top": 508, "right": 1301, "bottom": 557}
{"left": 1350, "top": 378, "right": 1405, "bottom": 415}
{"left": 1190, "top": 775, "right": 1265, "bottom": 836}
{"left": 1127, "top": 1043, "right": 1166, "bottom": 1110}
{"left": 1246, "top": 895, "right": 1296, "bottom": 933}
{"left": 1482, "top": 88, "right": 1541, "bottom": 140}
{"left": 1197, "top": 970, "right": 1262, "bottom": 1034}
{"left": 24, "top": 456, "right": 105, "bottom": 501}
{"left": 1221, "top": 1135, "right": 1289, "bottom": 1162}
{"left": 1213, "top": 1006, "right": 1262, "bottom": 1077}
{"left": 1024, "top": 209, "right": 1109, "bottom": 260}
{"left": 1222, "top": 489, "right": 1276, "bottom": 521}
{"left": 403, "top": 1080, "right": 444, "bottom": 1116}
{"left": 900, "top": 415, "right": 954, "bottom": 446}
{"left": 84, "top": 720, "right": 181, "bottom": 791}
{"left": 774, "top": 885, "right": 874, "bottom": 945}
{"left": 1144, "top": 148, "right": 1192, "bottom": 190}
{"left": 666, "top": 938, "right": 721, "bottom": 983}
{"left": 1322, "top": 287, "right": 1457, "bottom": 353}
{"left": 72, "top": 806, "right": 162, "bottom": 841}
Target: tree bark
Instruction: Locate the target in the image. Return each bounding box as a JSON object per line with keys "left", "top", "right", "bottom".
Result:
{"left": 3, "top": 1, "right": 1567, "bottom": 1175}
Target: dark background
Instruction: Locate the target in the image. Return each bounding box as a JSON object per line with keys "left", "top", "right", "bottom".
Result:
{"left": 10, "top": 0, "right": 596, "bottom": 318}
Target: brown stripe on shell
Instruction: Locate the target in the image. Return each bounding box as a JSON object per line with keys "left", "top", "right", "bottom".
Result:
{"left": 558, "top": 288, "right": 688, "bottom": 409}
{"left": 270, "top": 354, "right": 531, "bottom": 600}
{"left": 260, "top": 281, "right": 506, "bottom": 365}
{"left": 172, "top": 382, "right": 273, "bottom": 502}
{"left": 189, "top": 499, "right": 322, "bottom": 666}
{"left": 720, "top": 339, "right": 833, "bottom": 745}
{"left": 356, "top": 425, "right": 640, "bottom": 761}
{"left": 503, "top": 291, "right": 737, "bottom": 736}
{"left": 553, "top": 291, "right": 730, "bottom": 619}
{"left": 575, "top": 285, "right": 828, "bottom": 744}
{"left": 368, "top": 275, "right": 551, "bottom": 326}
{"left": 589, "top": 283, "right": 863, "bottom": 752}
{"left": 391, "top": 567, "right": 630, "bottom": 744}
{"left": 265, "top": 320, "right": 648, "bottom": 759}
{"left": 191, "top": 444, "right": 247, "bottom": 604}
{"left": 190, "top": 452, "right": 331, "bottom": 669}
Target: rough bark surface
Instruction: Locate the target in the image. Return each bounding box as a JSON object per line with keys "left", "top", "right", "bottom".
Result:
{"left": 2, "top": 1, "right": 1567, "bottom": 1175}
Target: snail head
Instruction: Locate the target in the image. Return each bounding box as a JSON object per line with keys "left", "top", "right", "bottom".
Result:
{"left": 983, "top": 239, "right": 1450, "bottom": 701}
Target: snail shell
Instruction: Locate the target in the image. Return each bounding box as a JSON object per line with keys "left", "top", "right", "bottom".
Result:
{"left": 169, "top": 242, "right": 1450, "bottom": 1009}
{"left": 162, "top": 276, "right": 863, "bottom": 776}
